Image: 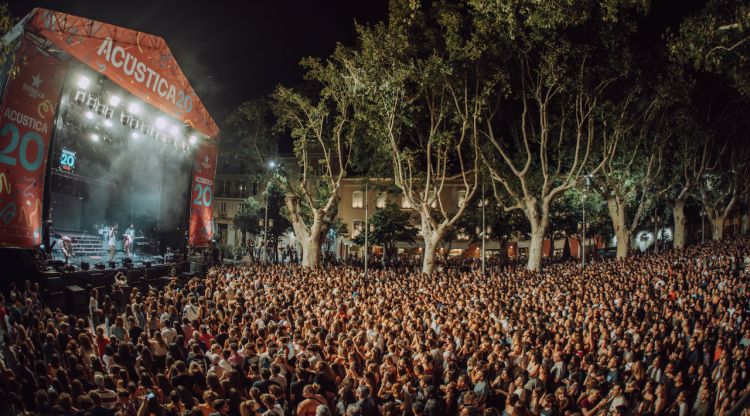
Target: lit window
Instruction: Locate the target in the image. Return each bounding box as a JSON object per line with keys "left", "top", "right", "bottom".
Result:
{"left": 219, "top": 202, "right": 227, "bottom": 213}
{"left": 352, "top": 220, "right": 364, "bottom": 237}
{"left": 352, "top": 191, "right": 364, "bottom": 209}
{"left": 457, "top": 190, "right": 467, "bottom": 208}
{"left": 376, "top": 193, "right": 387, "bottom": 209}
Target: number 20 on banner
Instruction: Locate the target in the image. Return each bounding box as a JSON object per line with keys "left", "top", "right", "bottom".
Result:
{"left": 0, "top": 123, "right": 45, "bottom": 171}
{"left": 193, "top": 183, "right": 213, "bottom": 207}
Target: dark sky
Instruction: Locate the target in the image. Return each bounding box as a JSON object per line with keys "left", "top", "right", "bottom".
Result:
{"left": 7, "top": 0, "right": 388, "bottom": 121}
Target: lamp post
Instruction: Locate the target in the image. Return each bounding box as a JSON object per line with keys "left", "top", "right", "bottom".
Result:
{"left": 262, "top": 160, "right": 277, "bottom": 263}
{"left": 364, "top": 180, "right": 369, "bottom": 278}
{"left": 582, "top": 174, "right": 592, "bottom": 269}
{"left": 481, "top": 182, "right": 486, "bottom": 276}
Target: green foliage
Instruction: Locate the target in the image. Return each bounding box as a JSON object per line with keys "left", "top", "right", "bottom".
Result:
{"left": 234, "top": 197, "right": 261, "bottom": 235}
{"left": 352, "top": 202, "right": 417, "bottom": 260}
{"left": 222, "top": 99, "right": 277, "bottom": 180}
{"left": 669, "top": 0, "right": 750, "bottom": 97}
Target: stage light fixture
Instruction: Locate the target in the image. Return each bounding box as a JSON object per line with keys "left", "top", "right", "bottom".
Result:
{"left": 77, "top": 75, "right": 90, "bottom": 89}
{"left": 131, "top": 131, "right": 140, "bottom": 139}
{"left": 74, "top": 90, "right": 86, "bottom": 104}
{"left": 86, "top": 95, "right": 97, "bottom": 109}
{"left": 85, "top": 111, "right": 94, "bottom": 120}
{"left": 108, "top": 95, "right": 121, "bottom": 106}
{"left": 104, "top": 119, "right": 113, "bottom": 128}
{"left": 120, "top": 112, "right": 131, "bottom": 126}
{"left": 169, "top": 125, "right": 180, "bottom": 136}
{"left": 91, "top": 133, "right": 100, "bottom": 141}
{"left": 155, "top": 117, "right": 166, "bottom": 130}
{"left": 128, "top": 102, "right": 141, "bottom": 115}
{"left": 189, "top": 135, "right": 197, "bottom": 145}
{"left": 95, "top": 102, "right": 106, "bottom": 115}
{"left": 104, "top": 108, "right": 114, "bottom": 119}
{"left": 129, "top": 118, "right": 140, "bottom": 129}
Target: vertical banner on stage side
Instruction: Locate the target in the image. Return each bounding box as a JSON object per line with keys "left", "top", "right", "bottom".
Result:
{"left": 189, "top": 141, "right": 217, "bottom": 246}
{"left": 0, "top": 36, "right": 66, "bottom": 248}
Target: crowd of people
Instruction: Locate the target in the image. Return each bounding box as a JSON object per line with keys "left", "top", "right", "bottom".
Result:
{"left": 1, "top": 236, "right": 749, "bottom": 416}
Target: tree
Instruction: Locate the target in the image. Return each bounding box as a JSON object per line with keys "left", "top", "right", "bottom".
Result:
{"left": 468, "top": 0, "right": 643, "bottom": 270}
{"left": 670, "top": 0, "right": 750, "bottom": 97}
{"left": 352, "top": 202, "right": 417, "bottom": 264}
{"left": 271, "top": 45, "right": 360, "bottom": 269}
{"left": 234, "top": 197, "right": 261, "bottom": 238}
{"left": 222, "top": 99, "right": 277, "bottom": 180}
{"left": 352, "top": 2, "right": 488, "bottom": 274}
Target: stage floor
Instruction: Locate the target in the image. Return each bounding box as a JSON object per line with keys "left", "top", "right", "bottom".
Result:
{"left": 53, "top": 250, "right": 180, "bottom": 269}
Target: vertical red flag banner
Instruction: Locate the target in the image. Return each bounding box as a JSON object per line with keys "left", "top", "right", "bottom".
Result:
{"left": 189, "top": 141, "right": 217, "bottom": 246}
{"left": 0, "top": 36, "right": 67, "bottom": 247}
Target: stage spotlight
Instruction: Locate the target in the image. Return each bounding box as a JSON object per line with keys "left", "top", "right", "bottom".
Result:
{"left": 169, "top": 125, "right": 179, "bottom": 136}
{"left": 155, "top": 117, "right": 166, "bottom": 130}
{"left": 131, "top": 131, "right": 140, "bottom": 139}
{"left": 86, "top": 95, "right": 97, "bottom": 109}
{"left": 104, "top": 107, "right": 114, "bottom": 119}
{"left": 91, "top": 133, "right": 100, "bottom": 141}
{"left": 120, "top": 112, "right": 131, "bottom": 126}
{"left": 129, "top": 118, "right": 140, "bottom": 129}
{"left": 108, "top": 95, "right": 121, "bottom": 106}
{"left": 74, "top": 90, "right": 86, "bottom": 104}
{"left": 189, "top": 135, "right": 197, "bottom": 145}
{"left": 85, "top": 111, "right": 94, "bottom": 120}
{"left": 77, "top": 75, "right": 90, "bottom": 89}
{"left": 128, "top": 102, "right": 141, "bottom": 115}
{"left": 104, "top": 119, "right": 113, "bottom": 128}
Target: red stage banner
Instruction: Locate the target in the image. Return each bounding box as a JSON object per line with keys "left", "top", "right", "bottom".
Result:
{"left": 27, "top": 8, "right": 219, "bottom": 139}
{"left": 0, "top": 36, "right": 67, "bottom": 247}
{"left": 189, "top": 141, "right": 217, "bottom": 246}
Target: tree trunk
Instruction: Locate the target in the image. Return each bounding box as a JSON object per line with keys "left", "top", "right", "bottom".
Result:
{"left": 422, "top": 236, "right": 442, "bottom": 275}
{"left": 742, "top": 213, "right": 749, "bottom": 234}
{"left": 607, "top": 195, "right": 630, "bottom": 259}
{"left": 301, "top": 238, "right": 322, "bottom": 268}
{"left": 527, "top": 225, "right": 544, "bottom": 271}
{"left": 710, "top": 215, "right": 725, "bottom": 241}
{"left": 672, "top": 199, "right": 687, "bottom": 250}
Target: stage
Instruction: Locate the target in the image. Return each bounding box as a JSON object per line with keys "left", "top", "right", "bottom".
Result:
{"left": 37, "top": 254, "right": 210, "bottom": 314}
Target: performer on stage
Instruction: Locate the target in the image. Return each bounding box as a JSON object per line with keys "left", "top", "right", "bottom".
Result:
{"left": 61, "top": 236, "right": 74, "bottom": 264}
{"left": 108, "top": 224, "right": 118, "bottom": 262}
{"left": 126, "top": 224, "right": 135, "bottom": 239}
{"left": 123, "top": 231, "right": 133, "bottom": 258}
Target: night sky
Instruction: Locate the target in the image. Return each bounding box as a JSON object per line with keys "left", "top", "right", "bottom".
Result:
{"left": 6, "top": 0, "right": 388, "bottom": 121}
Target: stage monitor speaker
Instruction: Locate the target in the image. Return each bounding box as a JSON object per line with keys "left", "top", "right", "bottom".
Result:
{"left": 80, "top": 261, "right": 90, "bottom": 271}
{"left": 63, "top": 285, "right": 88, "bottom": 313}
{"left": 108, "top": 261, "right": 117, "bottom": 269}
{"left": 94, "top": 263, "right": 106, "bottom": 270}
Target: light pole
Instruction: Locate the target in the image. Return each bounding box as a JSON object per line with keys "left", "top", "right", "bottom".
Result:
{"left": 364, "top": 180, "right": 369, "bottom": 277}
{"left": 481, "top": 182, "right": 486, "bottom": 276}
{"left": 262, "top": 160, "right": 277, "bottom": 263}
{"left": 582, "top": 174, "right": 591, "bottom": 269}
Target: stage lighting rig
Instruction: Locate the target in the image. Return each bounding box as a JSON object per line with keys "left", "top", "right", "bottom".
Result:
{"left": 108, "top": 95, "right": 121, "bottom": 107}
{"left": 85, "top": 95, "right": 97, "bottom": 109}
{"left": 155, "top": 117, "right": 166, "bottom": 130}
{"left": 77, "top": 75, "right": 90, "bottom": 89}
{"left": 74, "top": 89, "right": 86, "bottom": 104}
{"left": 189, "top": 135, "right": 197, "bottom": 145}
{"left": 128, "top": 102, "right": 141, "bottom": 115}
{"left": 85, "top": 111, "right": 94, "bottom": 120}
{"left": 90, "top": 133, "right": 99, "bottom": 142}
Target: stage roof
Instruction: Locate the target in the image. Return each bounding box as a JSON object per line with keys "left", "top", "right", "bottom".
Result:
{"left": 15, "top": 8, "right": 220, "bottom": 139}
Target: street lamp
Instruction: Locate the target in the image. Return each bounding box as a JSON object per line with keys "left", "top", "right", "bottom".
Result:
{"left": 481, "top": 182, "right": 486, "bottom": 276}
{"left": 582, "top": 174, "right": 592, "bottom": 269}
{"left": 262, "top": 160, "right": 278, "bottom": 263}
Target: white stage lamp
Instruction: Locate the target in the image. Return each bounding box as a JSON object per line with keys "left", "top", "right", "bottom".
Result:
{"left": 104, "top": 119, "right": 113, "bottom": 128}
{"left": 77, "top": 75, "right": 90, "bottom": 89}
{"left": 128, "top": 102, "right": 141, "bottom": 115}
{"left": 91, "top": 133, "right": 99, "bottom": 141}
{"left": 131, "top": 131, "right": 139, "bottom": 139}
{"left": 108, "top": 95, "right": 121, "bottom": 107}
{"left": 155, "top": 117, "right": 166, "bottom": 130}
{"left": 169, "top": 125, "right": 179, "bottom": 136}
{"left": 189, "top": 135, "right": 197, "bottom": 145}
{"left": 85, "top": 111, "right": 94, "bottom": 120}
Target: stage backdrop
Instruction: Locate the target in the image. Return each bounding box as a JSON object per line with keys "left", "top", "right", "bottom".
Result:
{"left": 189, "top": 141, "right": 217, "bottom": 246}
{"left": 28, "top": 8, "right": 219, "bottom": 138}
{"left": 0, "top": 36, "right": 67, "bottom": 247}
